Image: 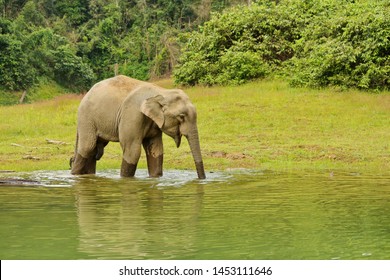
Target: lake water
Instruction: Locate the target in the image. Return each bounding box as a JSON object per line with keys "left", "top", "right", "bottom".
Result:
{"left": 1, "top": 169, "right": 389, "bottom": 260}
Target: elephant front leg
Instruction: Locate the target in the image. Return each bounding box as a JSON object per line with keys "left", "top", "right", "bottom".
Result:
{"left": 120, "top": 160, "right": 137, "bottom": 177}
{"left": 120, "top": 142, "right": 142, "bottom": 177}
{"left": 143, "top": 135, "right": 163, "bottom": 178}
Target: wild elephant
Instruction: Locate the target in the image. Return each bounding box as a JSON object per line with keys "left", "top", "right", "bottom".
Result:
{"left": 70, "top": 75, "right": 206, "bottom": 179}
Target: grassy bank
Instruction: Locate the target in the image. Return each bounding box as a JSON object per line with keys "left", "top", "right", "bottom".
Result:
{"left": 1, "top": 79, "right": 389, "bottom": 174}
{"left": 0, "top": 79, "right": 69, "bottom": 106}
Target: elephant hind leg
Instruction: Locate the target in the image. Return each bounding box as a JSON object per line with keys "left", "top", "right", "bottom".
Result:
{"left": 71, "top": 130, "right": 98, "bottom": 175}
{"left": 71, "top": 153, "right": 96, "bottom": 175}
{"left": 72, "top": 140, "right": 103, "bottom": 174}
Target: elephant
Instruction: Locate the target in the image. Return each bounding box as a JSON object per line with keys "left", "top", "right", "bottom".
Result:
{"left": 70, "top": 75, "right": 206, "bottom": 179}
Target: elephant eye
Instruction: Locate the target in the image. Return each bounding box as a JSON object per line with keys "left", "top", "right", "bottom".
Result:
{"left": 177, "top": 113, "right": 185, "bottom": 123}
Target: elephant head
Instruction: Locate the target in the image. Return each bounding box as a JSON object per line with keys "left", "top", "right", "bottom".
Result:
{"left": 141, "top": 91, "right": 206, "bottom": 179}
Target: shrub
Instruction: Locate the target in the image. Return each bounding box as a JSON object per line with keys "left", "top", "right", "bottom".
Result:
{"left": 174, "top": 2, "right": 300, "bottom": 86}
{"left": 0, "top": 34, "right": 36, "bottom": 90}
{"left": 24, "top": 28, "right": 95, "bottom": 91}
{"left": 175, "top": 0, "right": 390, "bottom": 90}
{"left": 53, "top": 46, "right": 95, "bottom": 91}
{"left": 288, "top": 0, "right": 390, "bottom": 90}
{"left": 214, "top": 50, "right": 269, "bottom": 85}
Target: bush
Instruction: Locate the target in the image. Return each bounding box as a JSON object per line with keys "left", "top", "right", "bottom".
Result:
{"left": 214, "top": 50, "right": 269, "bottom": 85}
{"left": 288, "top": 0, "right": 390, "bottom": 90}
{"left": 0, "top": 34, "right": 36, "bottom": 90}
{"left": 24, "top": 28, "right": 95, "bottom": 91}
{"left": 53, "top": 46, "right": 95, "bottom": 91}
{"left": 24, "top": 29, "right": 66, "bottom": 78}
{"left": 174, "top": 2, "right": 300, "bottom": 86}
{"left": 175, "top": 0, "right": 390, "bottom": 90}
{"left": 0, "top": 3, "right": 95, "bottom": 93}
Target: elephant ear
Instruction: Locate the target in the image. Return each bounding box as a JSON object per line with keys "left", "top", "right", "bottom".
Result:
{"left": 140, "top": 95, "right": 166, "bottom": 129}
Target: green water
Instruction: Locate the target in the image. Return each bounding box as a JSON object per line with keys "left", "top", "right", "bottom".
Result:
{"left": 1, "top": 169, "right": 389, "bottom": 260}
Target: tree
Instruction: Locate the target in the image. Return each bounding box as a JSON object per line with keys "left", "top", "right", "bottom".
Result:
{"left": 1, "top": 0, "right": 28, "bottom": 18}
{"left": 53, "top": 0, "right": 90, "bottom": 26}
{"left": 0, "top": 34, "right": 35, "bottom": 90}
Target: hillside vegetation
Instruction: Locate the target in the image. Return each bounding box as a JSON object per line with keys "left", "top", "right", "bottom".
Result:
{"left": 1, "top": 0, "right": 250, "bottom": 104}
{"left": 1, "top": 0, "right": 389, "bottom": 105}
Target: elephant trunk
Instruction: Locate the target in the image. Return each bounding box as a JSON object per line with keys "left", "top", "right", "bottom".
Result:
{"left": 186, "top": 127, "right": 206, "bottom": 179}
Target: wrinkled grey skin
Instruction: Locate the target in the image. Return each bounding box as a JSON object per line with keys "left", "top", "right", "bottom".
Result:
{"left": 70, "top": 75, "right": 206, "bottom": 179}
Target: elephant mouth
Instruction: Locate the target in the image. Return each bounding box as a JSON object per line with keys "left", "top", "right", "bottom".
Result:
{"left": 174, "top": 133, "right": 182, "bottom": 148}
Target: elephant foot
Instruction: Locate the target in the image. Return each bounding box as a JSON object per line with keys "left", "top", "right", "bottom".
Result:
{"left": 147, "top": 154, "right": 163, "bottom": 178}
{"left": 121, "top": 159, "right": 137, "bottom": 177}
{"left": 71, "top": 154, "right": 96, "bottom": 175}
{"left": 143, "top": 137, "right": 163, "bottom": 178}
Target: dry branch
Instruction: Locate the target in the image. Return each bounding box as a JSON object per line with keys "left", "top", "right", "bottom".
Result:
{"left": 11, "top": 143, "right": 24, "bottom": 147}
{"left": 45, "top": 139, "right": 68, "bottom": 145}
{"left": 22, "top": 155, "right": 41, "bottom": 160}
{"left": 19, "top": 90, "right": 27, "bottom": 104}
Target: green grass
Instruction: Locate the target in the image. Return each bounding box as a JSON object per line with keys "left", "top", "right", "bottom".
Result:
{"left": 1, "top": 79, "right": 389, "bottom": 174}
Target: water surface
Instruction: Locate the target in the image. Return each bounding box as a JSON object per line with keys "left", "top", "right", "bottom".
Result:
{"left": 1, "top": 169, "right": 389, "bottom": 259}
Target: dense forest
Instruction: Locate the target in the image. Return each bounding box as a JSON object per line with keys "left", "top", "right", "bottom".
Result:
{"left": 0, "top": 0, "right": 251, "bottom": 94}
{"left": 0, "top": 0, "right": 389, "bottom": 103}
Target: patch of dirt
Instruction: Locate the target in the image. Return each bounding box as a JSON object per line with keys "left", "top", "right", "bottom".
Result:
{"left": 207, "top": 151, "right": 252, "bottom": 160}
{"left": 292, "top": 144, "right": 363, "bottom": 163}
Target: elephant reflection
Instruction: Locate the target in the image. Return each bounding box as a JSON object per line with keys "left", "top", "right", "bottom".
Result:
{"left": 73, "top": 178, "right": 204, "bottom": 259}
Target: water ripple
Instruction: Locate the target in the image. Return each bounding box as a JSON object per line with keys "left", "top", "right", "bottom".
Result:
{"left": 1, "top": 168, "right": 390, "bottom": 259}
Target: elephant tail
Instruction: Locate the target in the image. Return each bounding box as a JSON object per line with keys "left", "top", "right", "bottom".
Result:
{"left": 69, "top": 131, "right": 79, "bottom": 168}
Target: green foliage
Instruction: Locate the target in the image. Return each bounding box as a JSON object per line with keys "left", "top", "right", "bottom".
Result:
{"left": 0, "top": 2, "right": 96, "bottom": 96}
{"left": 0, "top": 0, "right": 255, "bottom": 99}
{"left": 1, "top": 0, "right": 389, "bottom": 98}
{"left": 53, "top": 46, "right": 95, "bottom": 91}
{"left": 215, "top": 50, "right": 269, "bottom": 85}
{"left": 0, "top": 34, "right": 36, "bottom": 90}
{"left": 24, "top": 28, "right": 66, "bottom": 77}
{"left": 0, "top": 17, "right": 13, "bottom": 34}
{"left": 1, "top": 0, "right": 212, "bottom": 96}
{"left": 18, "top": 0, "right": 46, "bottom": 27}
{"left": 22, "top": 28, "right": 95, "bottom": 91}
{"left": 175, "top": 0, "right": 390, "bottom": 90}
{"left": 174, "top": 2, "right": 300, "bottom": 86}
{"left": 288, "top": 0, "right": 390, "bottom": 90}
{"left": 52, "top": 0, "right": 90, "bottom": 26}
